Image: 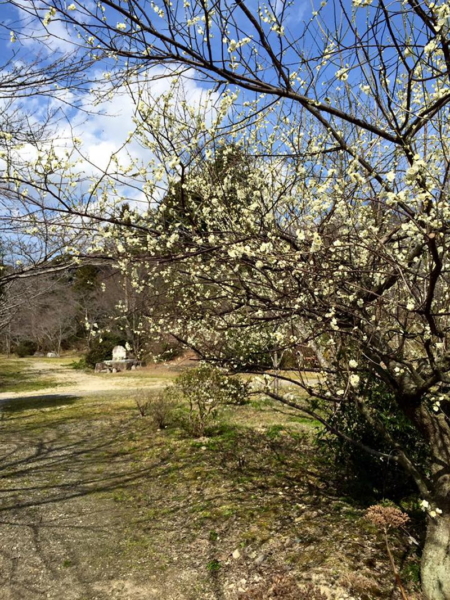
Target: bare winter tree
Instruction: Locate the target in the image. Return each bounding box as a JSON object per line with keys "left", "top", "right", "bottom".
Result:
{"left": 3, "top": 275, "right": 78, "bottom": 353}
{"left": 0, "top": 9, "right": 108, "bottom": 284}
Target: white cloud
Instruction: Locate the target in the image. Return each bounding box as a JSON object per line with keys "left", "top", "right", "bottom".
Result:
{"left": 274, "top": 0, "right": 308, "bottom": 22}
{"left": 12, "top": 1, "right": 79, "bottom": 54}
{"left": 4, "top": 67, "right": 223, "bottom": 215}
{"left": 65, "top": 70, "right": 219, "bottom": 171}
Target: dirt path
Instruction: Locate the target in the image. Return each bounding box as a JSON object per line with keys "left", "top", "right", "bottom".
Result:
{"left": 0, "top": 360, "right": 171, "bottom": 401}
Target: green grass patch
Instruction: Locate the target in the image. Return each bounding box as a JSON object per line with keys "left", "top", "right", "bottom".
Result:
{"left": 29, "top": 356, "right": 79, "bottom": 364}
{"left": 402, "top": 561, "right": 421, "bottom": 584}
{"left": 249, "top": 396, "right": 275, "bottom": 409}
{"left": 3, "top": 378, "right": 62, "bottom": 394}
{"left": 288, "top": 415, "right": 323, "bottom": 428}
{"left": 206, "top": 559, "right": 221, "bottom": 572}
{"left": 0, "top": 358, "right": 63, "bottom": 393}
{"left": 0, "top": 358, "right": 28, "bottom": 389}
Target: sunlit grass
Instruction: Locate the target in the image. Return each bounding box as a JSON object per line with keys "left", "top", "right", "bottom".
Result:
{"left": 0, "top": 357, "right": 61, "bottom": 393}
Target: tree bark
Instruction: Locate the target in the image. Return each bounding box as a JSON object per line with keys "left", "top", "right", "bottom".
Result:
{"left": 421, "top": 511, "right": 450, "bottom": 600}
{"left": 398, "top": 402, "right": 450, "bottom": 600}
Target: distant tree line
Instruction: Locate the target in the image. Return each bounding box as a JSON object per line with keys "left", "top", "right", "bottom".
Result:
{"left": 0, "top": 263, "right": 182, "bottom": 362}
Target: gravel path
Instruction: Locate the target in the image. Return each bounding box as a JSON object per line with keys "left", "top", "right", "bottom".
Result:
{"left": 0, "top": 360, "right": 169, "bottom": 401}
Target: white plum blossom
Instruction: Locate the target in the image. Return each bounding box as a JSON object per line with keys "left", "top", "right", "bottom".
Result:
{"left": 385, "top": 171, "right": 395, "bottom": 182}
{"left": 43, "top": 7, "right": 56, "bottom": 26}
{"left": 349, "top": 374, "right": 360, "bottom": 387}
{"left": 335, "top": 67, "right": 349, "bottom": 81}
{"left": 6, "top": 3, "right": 450, "bottom": 590}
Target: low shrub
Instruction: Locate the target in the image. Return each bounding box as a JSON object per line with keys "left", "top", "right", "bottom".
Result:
{"left": 174, "top": 364, "right": 249, "bottom": 437}
{"left": 135, "top": 388, "right": 177, "bottom": 429}
{"left": 317, "top": 375, "right": 430, "bottom": 501}
{"left": 15, "top": 340, "right": 38, "bottom": 357}
{"left": 69, "top": 358, "right": 88, "bottom": 370}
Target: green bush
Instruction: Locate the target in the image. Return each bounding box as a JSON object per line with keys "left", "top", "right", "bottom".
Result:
{"left": 174, "top": 364, "right": 249, "bottom": 436}
{"left": 15, "top": 340, "right": 38, "bottom": 357}
{"left": 69, "top": 358, "right": 88, "bottom": 370}
{"left": 318, "top": 375, "right": 430, "bottom": 501}
{"left": 84, "top": 333, "right": 126, "bottom": 369}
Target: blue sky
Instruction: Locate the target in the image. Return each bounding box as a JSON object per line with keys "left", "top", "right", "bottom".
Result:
{"left": 0, "top": 0, "right": 440, "bottom": 267}
{"left": 0, "top": 0, "right": 434, "bottom": 201}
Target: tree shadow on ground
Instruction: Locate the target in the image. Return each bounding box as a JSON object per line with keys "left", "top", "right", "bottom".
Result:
{"left": 1, "top": 394, "right": 80, "bottom": 413}
{"left": 0, "top": 409, "right": 419, "bottom": 600}
{"left": 0, "top": 411, "right": 331, "bottom": 598}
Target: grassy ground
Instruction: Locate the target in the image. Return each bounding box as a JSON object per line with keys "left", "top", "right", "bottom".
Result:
{"left": 0, "top": 357, "right": 60, "bottom": 393}
{"left": 0, "top": 355, "right": 179, "bottom": 399}
{"left": 0, "top": 359, "right": 424, "bottom": 599}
